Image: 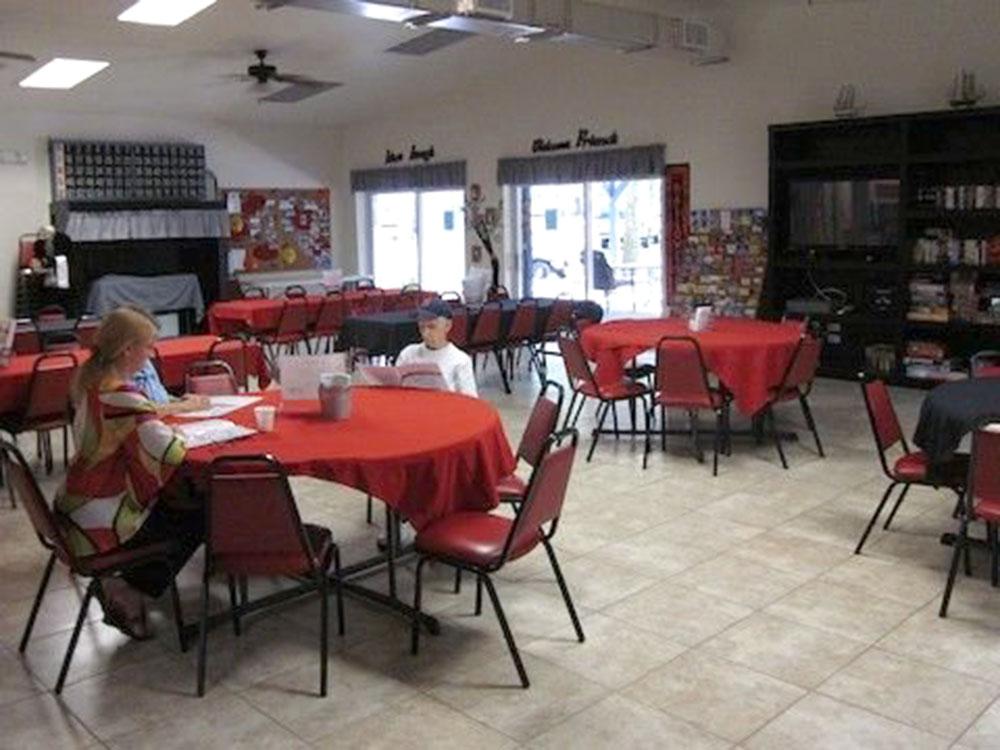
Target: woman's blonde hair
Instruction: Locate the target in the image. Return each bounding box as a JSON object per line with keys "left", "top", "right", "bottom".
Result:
{"left": 72, "top": 307, "right": 157, "bottom": 402}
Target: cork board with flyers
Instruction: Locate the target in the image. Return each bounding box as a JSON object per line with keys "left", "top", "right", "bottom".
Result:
{"left": 225, "top": 188, "right": 332, "bottom": 273}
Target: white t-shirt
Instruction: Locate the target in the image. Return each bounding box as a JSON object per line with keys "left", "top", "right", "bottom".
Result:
{"left": 396, "top": 342, "right": 478, "bottom": 397}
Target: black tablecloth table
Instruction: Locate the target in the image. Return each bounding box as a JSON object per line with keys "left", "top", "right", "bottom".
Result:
{"left": 913, "top": 378, "right": 1000, "bottom": 463}
{"left": 337, "top": 299, "right": 603, "bottom": 358}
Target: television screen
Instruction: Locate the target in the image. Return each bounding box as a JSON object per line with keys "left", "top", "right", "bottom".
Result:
{"left": 789, "top": 179, "right": 899, "bottom": 248}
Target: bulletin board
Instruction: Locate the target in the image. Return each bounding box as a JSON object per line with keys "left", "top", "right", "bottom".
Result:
{"left": 224, "top": 188, "right": 332, "bottom": 273}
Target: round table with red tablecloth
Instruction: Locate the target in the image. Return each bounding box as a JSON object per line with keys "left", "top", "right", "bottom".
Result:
{"left": 580, "top": 317, "right": 804, "bottom": 416}
{"left": 181, "top": 387, "right": 516, "bottom": 530}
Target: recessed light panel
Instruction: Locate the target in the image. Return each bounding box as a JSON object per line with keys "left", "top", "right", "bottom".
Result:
{"left": 118, "top": 0, "right": 217, "bottom": 27}
{"left": 18, "top": 58, "right": 110, "bottom": 90}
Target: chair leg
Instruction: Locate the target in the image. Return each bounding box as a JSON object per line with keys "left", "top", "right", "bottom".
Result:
{"left": 169, "top": 579, "right": 187, "bottom": 653}
{"left": 319, "top": 572, "right": 328, "bottom": 697}
{"left": 55, "top": 580, "right": 95, "bottom": 694}
{"left": 196, "top": 571, "right": 211, "bottom": 697}
{"left": 493, "top": 349, "right": 512, "bottom": 394}
{"left": 19, "top": 552, "right": 56, "bottom": 653}
{"left": 333, "top": 546, "right": 345, "bottom": 637}
{"left": 660, "top": 404, "right": 667, "bottom": 451}
{"left": 366, "top": 494, "right": 373, "bottom": 525}
{"left": 611, "top": 402, "right": 620, "bottom": 440}
{"left": 453, "top": 567, "right": 462, "bottom": 594}
{"left": 882, "top": 484, "right": 911, "bottom": 531}
{"left": 940, "top": 515, "right": 968, "bottom": 618}
{"left": 385, "top": 507, "right": 397, "bottom": 599}
{"left": 799, "top": 393, "right": 824, "bottom": 458}
{"left": 562, "top": 392, "right": 579, "bottom": 431}
{"left": 766, "top": 408, "right": 788, "bottom": 470}
{"left": 642, "top": 396, "right": 652, "bottom": 470}
{"left": 62, "top": 424, "right": 69, "bottom": 469}
{"left": 990, "top": 524, "right": 999, "bottom": 588}
{"left": 481, "top": 574, "right": 529, "bottom": 688}
{"left": 570, "top": 394, "right": 586, "bottom": 428}
{"left": 854, "top": 482, "right": 898, "bottom": 555}
{"left": 713, "top": 408, "right": 723, "bottom": 477}
{"left": 689, "top": 411, "right": 704, "bottom": 464}
{"left": 475, "top": 574, "right": 483, "bottom": 616}
{"left": 410, "top": 557, "right": 427, "bottom": 655}
{"left": 587, "top": 402, "right": 609, "bottom": 462}
{"left": 541, "top": 538, "right": 585, "bottom": 643}
{"left": 226, "top": 576, "right": 242, "bottom": 637}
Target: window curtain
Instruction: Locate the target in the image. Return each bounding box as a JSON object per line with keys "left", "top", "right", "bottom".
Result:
{"left": 496, "top": 144, "right": 665, "bottom": 186}
{"left": 350, "top": 160, "right": 467, "bottom": 193}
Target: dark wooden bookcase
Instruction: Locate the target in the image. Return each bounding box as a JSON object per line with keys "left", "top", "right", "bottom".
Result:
{"left": 763, "top": 106, "right": 1000, "bottom": 385}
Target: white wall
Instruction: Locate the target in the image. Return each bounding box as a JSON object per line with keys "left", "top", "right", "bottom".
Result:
{"left": 333, "top": 0, "right": 1000, "bottom": 281}
{"left": 0, "top": 111, "right": 342, "bottom": 314}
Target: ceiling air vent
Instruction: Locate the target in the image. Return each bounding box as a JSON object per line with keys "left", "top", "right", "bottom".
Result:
{"left": 455, "top": 0, "right": 514, "bottom": 20}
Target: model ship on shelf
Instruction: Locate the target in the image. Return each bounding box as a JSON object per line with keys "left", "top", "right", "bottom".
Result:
{"left": 949, "top": 69, "right": 985, "bottom": 108}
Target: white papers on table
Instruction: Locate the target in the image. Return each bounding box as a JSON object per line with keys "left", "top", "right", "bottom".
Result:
{"left": 176, "top": 395, "right": 262, "bottom": 419}
{"left": 357, "top": 364, "right": 448, "bottom": 391}
{"left": 279, "top": 353, "right": 348, "bottom": 401}
{"left": 176, "top": 419, "right": 257, "bottom": 449}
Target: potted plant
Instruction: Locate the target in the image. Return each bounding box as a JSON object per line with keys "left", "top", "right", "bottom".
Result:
{"left": 465, "top": 183, "right": 502, "bottom": 291}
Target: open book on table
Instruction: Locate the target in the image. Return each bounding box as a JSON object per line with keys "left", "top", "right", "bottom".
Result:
{"left": 357, "top": 364, "right": 448, "bottom": 391}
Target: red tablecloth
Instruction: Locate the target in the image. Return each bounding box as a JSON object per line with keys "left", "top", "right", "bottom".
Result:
{"left": 182, "top": 388, "right": 516, "bottom": 530}
{"left": 207, "top": 290, "right": 437, "bottom": 335}
{"left": 580, "top": 317, "right": 804, "bottom": 416}
{"left": 0, "top": 335, "right": 267, "bottom": 412}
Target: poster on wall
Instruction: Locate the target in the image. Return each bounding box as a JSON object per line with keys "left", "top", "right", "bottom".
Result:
{"left": 224, "top": 187, "right": 332, "bottom": 274}
{"left": 664, "top": 164, "right": 691, "bottom": 301}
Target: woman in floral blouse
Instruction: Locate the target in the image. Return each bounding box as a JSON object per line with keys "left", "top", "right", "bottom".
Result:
{"left": 56, "top": 307, "right": 203, "bottom": 639}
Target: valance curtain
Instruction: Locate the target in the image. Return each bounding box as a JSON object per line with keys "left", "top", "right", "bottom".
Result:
{"left": 350, "top": 160, "right": 467, "bottom": 193}
{"left": 55, "top": 208, "right": 231, "bottom": 242}
{"left": 496, "top": 144, "right": 665, "bottom": 186}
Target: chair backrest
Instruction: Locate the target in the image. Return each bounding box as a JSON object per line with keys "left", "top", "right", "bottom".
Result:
{"left": 470, "top": 302, "right": 502, "bottom": 347}
{"left": 34, "top": 304, "right": 67, "bottom": 323}
{"left": 654, "top": 336, "right": 715, "bottom": 409}
{"left": 0, "top": 439, "right": 72, "bottom": 563}
{"left": 440, "top": 291, "right": 463, "bottom": 306}
{"left": 208, "top": 337, "right": 249, "bottom": 390}
{"left": 859, "top": 376, "right": 907, "bottom": 475}
{"left": 557, "top": 332, "right": 599, "bottom": 394}
{"left": 355, "top": 278, "right": 375, "bottom": 290}
{"left": 517, "top": 380, "right": 564, "bottom": 466}
{"left": 777, "top": 334, "right": 823, "bottom": 393}
{"left": 398, "top": 289, "right": 423, "bottom": 311}
{"left": 358, "top": 290, "right": 384, "bottom": 314}
{"left": 284, "top": 284, "right": 308, "bottom": 299}
{"left": 448, "top": 309, "right": 469, "bottom": 347}
{"left": 207, "top": 455, "right": 319, "bottom": 576}
{"left": 969, "top": 420, "right": 1000, "bottom": 512}
{"left": 242, "top": 286, "right": 267, "bottom": 299}
{"left": 545, "top": 298, "right": 574, "bottom": 334}
{"left": 504, "top": 429, "right": 578, "bottom": 562}
{"left": 971, "top": 351, "right": 1000, "bottom": 379}
{"left": 314, "top": 291, "right": 345, "bottom": 336}
{"left": 25, "top": 352, "right": 78, "bottom": 423}
{"left": 401, "top": 282, "right": 421, "bottom": 294}
{"left": 276, "top": 299, "right": 310, "bottom": 337}
{"left": 185, "top": 360, "right": 238, "bottom": 396}
{"left": 506, "top": 300, "right": 538, "bottom": 342}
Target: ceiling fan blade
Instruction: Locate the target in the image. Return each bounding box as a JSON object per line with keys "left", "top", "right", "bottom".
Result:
{"left": 258, "top": 81, "right": 340, "bottom": 103}
{"left": 0, "top": 51, "right": 37, "bottom": 62}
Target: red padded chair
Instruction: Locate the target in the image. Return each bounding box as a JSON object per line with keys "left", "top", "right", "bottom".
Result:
{"left": 1, "top": 439, "right": 184, "bottom": 693}
{"left": 34, "top": 304, "right": 67, "bottom": 323}
{"left": 242, "top": 286, "right": 267, "bottom": 299}
{"left": 854, "top": 377, "right": 967, "bottom": 554}
{"left": 356, "top": 289, "right": 385, "bottom": 315}
{"left": 208, "top": 337, "right": 250, "bottom": 391}
{"left": 504, "top": 299, "right": 540, "bottom": 381}
{"left": 411, "top": 430, "right": 585, "bottom": 688}
{"left": 940, "top": 419, "right": 1000, "bottom": 617}
{"left": 447, "top": 308, "right": 470, "bottom": 348}
{"left": 440, "top": 291, "right": 463, "bottom": 307}
{"left": 185, "top": 360, "right": 238, "bottom": 396}
{"left": 467, "top": 301, "right": 510, "bottom": 394}
{"left": 198, "top": 455, "right": 345, "bottom": 697}
{"left": 646, "top": 336, "right": 731, "bottom": 476}
{"left": 284, "top": 284, "right": 308, "bottom": 299}
{"left": 558, "top": 331, "right": 649, "bottom": 463}
{"left": 971, "top": 350, "right": 1000, "bottom": 379}
{"left": 0, "top": 352, "right": 78, "bottom": 475}
{"left": 313, "top": 291, "right": 345, "bottom": 354}
{"left": 260, "top": 299, "right": 311, "bottom": 371}
{"left": 759, "top": 333, "right": 825, "bottom": 470}
{"left": 397, "top": 283, "right": 423, "bottom": 311}
{"left": 536, "top": 298, "right": 575, "bottom": 379}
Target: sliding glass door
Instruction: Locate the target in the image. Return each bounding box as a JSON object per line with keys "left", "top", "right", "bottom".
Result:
{"left": 521, "top": 178, "right": 663, "bottom": 316}
{"left": 368, "top": 188, "right": 465, "bottom": 292}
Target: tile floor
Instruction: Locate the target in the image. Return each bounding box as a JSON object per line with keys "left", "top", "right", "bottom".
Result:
{"left": 2, "top": 366, "right": 999, "bottom": 749}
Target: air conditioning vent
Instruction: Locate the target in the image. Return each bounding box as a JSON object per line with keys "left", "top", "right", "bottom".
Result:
{"left": 683, "top": 20, "right": 709, "bottom": 51}
{"left": 456, "top": 0, "right": 513, "bottom": 20}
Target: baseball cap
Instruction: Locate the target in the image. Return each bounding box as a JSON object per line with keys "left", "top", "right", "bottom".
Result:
{"left": 417, "top": 299, "right": 454, "bottom": 320}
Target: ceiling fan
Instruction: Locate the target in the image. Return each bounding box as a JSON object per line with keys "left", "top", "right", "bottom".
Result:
{"left": 237, "top": 49, "right": 341, "bottom": 103}
{"left": 0, "top": 50, "right": 37, "bottom": 68}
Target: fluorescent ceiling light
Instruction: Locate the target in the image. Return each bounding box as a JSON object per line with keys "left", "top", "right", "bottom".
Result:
{"left": 19, "top": 58, "right": 110, "bottom": 90}
{"left": 118, "top": 0, "right": 217, "bottom": 27}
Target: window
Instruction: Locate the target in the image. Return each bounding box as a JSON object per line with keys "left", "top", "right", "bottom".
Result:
{"left": 365, "top": 188, "right": 465, "bottom": 292}
{"left": 520, "top": 178, "right": 663, "bottom": 316}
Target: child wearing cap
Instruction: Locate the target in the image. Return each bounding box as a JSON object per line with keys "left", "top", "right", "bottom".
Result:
{"left": 396, "top": 299, "right": 478, "bottom": 397}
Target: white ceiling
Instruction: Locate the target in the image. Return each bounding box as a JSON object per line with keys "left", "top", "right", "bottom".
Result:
{"left": 0, "top": 0, "right": 737, "bottom": 127}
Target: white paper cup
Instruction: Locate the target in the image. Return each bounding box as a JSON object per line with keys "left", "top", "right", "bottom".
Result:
{"left": 254, "top": 405, "right": 276, "bottom": 432}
